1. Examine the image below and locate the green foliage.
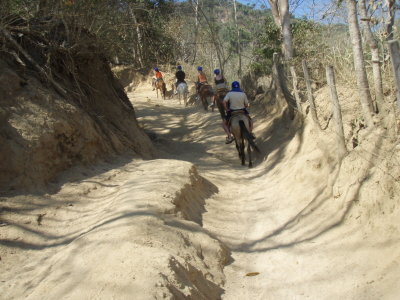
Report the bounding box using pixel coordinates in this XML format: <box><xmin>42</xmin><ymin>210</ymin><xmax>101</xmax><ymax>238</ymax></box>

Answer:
<box><xmin>250</xmin><ymin>16</ymin><xmax>280</xmax><ymax>75</ymax></box>
<box><xmin>251</xmin><ymin>16</ymin><xmax>331</xmax><ymax>76</ymax></box>
<box><xmin>292</xmin><ymin>18</ymin><xmax>326</xmax><ymax>62</ymax></box>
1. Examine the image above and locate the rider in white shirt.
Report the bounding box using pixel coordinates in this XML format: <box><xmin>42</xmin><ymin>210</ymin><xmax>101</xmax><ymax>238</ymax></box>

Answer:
<box><xmin>223</xmin><ymin>81</ymin><xmax>254</xmax><ymax>143</ymax></box>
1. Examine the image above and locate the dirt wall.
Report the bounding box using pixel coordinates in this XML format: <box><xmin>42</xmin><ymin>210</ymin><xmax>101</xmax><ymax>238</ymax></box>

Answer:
<box><xmin>0</xmin><ymin>20</ymin><xmax>155</xmax><ymax>192</ymax></box>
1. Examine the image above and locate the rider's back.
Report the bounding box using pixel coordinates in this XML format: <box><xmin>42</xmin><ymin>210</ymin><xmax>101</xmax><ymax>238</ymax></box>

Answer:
<box><xmin>176</xmin><ymin>70</ymin><xmax>185</xmax><ymax>82</ymax></box>
<box><xmin>224</xmin><ymin>91</ymin><xmax>248</xmax><ymax>110</ymax></box>
<box><xmin>214</xmin><ymin>74</ymin><xmax>226</xmax><ymax>90</ymax></box>
<box><xmin>155</xmin><ymin>71</ymin><xmax>163</xmax><ymax>79</ymax></box>
<box><xmin>198</xmin><ymin>71</ymin><xmax>208</xmax><ymax>83</ymax></box>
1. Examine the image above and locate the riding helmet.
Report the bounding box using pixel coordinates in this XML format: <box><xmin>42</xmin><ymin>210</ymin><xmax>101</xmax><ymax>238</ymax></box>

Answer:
<box><xmin>197</xmin><ymin>66</ymin><xmax>203</xmax><ymax>71</ymax></box>
<box><xmin>232</xmin><ymin>81</ymin><xmax>240</xmax><ymax>88</ymax></box>
<box><xmin>214</xmin><ymin>69</ymin><xmax>220</xmax><ymax>75</ymax></box>
<box><xmin>154</xmin><ymin>67</ymin><xmax>159</xmax><ymax>71</ymax></box>
<box><xmin>177</xmin><ymin>65</ymin><xmax>182</xmax><ymax>70</ymax></box>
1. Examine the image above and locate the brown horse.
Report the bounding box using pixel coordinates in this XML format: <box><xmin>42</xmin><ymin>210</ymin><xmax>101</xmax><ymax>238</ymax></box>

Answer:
<box><xmin>155</xmin><ymin>79</ymin><xmax>166</xmax><ymax>100</ymax></box>
<box><xmin>198</xmin><ymin>84</ymin><xmax>214</xmax><ymax>110</ymax></box>
<box><xmin>213</xmin><ymin>88</ymin><xmax>228</xmax><ymax>116</ymax></box>
<box><xmin>229</xmin><ymin>112</ymin><xmax>259</xmax><ymax>168</ymax></box>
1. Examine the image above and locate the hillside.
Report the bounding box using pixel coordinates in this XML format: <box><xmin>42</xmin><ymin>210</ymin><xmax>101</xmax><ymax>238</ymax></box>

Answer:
<box><xmin>0</xmin><ymin>19</ymin><xmax>155</xmax><ymax>191</ymax></box>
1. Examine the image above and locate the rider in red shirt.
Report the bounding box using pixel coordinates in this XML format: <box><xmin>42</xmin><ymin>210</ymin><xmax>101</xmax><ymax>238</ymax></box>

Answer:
<box><xmin>152</xmin><ymin>67</ymin><xmax>163</xmax><ymax>90</ymax></box>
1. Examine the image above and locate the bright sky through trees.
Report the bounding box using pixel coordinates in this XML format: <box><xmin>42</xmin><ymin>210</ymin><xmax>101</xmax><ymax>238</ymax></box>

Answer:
<box><xmin>238</xmin><ymin>0</ymin><xmax>347</xmax><ymax>23</ymax></box>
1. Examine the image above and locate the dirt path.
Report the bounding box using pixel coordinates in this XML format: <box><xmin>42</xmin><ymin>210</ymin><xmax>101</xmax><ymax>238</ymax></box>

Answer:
<box><xmin>1</xmin><ymin>83</ymin><xmax>398</xmax><ymax>299</ymax></box>
<box><xmin>131</xmin><ymin>84</ymin><xmax>400</xmax><ymax>299</ymax></box>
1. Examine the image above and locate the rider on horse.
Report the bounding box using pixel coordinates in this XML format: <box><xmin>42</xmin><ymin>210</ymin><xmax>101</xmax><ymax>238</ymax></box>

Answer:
<box><xmin>152</xmin><ymin>67</ymin><xmax>163</xmax><ymax>90</ymax></box>
<box><xmin>223</xmin><ymin>81</ymin><xmax>254</xmax><ymax>144</ymax></box>
<box><xmin>210</xmin><ymin>68</ymin><xmax>227</xmax><ymax>108</ymax></box>
<box><xmin>175</xmin><ymin>65</ymin><xmax>186</xmax><ymax>93</ymax></box>
<box><xmin>196</xmin><ymin>66</ymin><xmax>208</xmax><ymax>95</ymax></box>
<box><xmin>214</xmin><ymin>69</ymin><xmax>227</xmax><ymax>90</ymax></box>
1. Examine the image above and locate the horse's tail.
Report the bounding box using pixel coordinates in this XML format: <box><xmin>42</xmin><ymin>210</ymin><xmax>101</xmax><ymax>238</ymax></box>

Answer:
<box><xmin>239</xmin><ymin>120</ymin><xmax>260</xmax><ymax>153</ymax></box>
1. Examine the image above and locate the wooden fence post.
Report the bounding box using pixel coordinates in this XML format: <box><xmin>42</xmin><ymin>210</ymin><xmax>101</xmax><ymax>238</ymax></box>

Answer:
<box><xmin>289</xmin><ymin>65</ymin><xmax>303</xmax><ymax>114</ymax></box>
<box><xmin>302</xmin><ymin>60</ymin><xmax>321</xmax><ymax>129</ymax></box>
<box><xmin>326</xmin><ymin>66</ymin><xmax>347</xmax><ymax>161</ymax></box>
<box><xmin>388</xmin><ymin>40</ymin><xmax>400</xmax><ymax>111</ymax></box>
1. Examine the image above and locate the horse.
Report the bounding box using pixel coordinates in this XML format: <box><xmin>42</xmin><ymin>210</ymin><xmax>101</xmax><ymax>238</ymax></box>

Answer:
<box><xmin>155</xmin><ymin>79</ymin><xmax>166</xmax><ymax>100</ymax></box>
<box><xmin>176</xmin><ymin>82</ymin><xmax>188</xmax><ymax>106</ymax></box>
<box><xmin>198</xmin><ymin>84</ymin><xmax>214</xmax><ymax>110</ymax></box>
<box><xmin>165</xmin><ymin>84</ymin><xmax>175</xmax><ymax>99</ymax></box>
<box><xmin>213</xmin><ymin>88</ymin><xmax>228</xmax><ymax>116</ymax></box>
<box><xmin>229</xmin><ymin>111</ymin><xmax>260</xmax><ymax>168</ymax></box>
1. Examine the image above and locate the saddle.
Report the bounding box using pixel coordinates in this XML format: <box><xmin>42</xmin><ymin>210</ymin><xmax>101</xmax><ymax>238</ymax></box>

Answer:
<box><xmin>228</xmin><ymin>110</ymin><xmax>250</xmax><ymax>127</ymax></box>
<box><xmin>215</xmin><ymin>88</ymin><xmax>228</xmax><ymax>99</ymax></box>
<box><xmin>199</xmin><ymin>83</ymin><xmax>212</xmax><ymax>93</ymax></box>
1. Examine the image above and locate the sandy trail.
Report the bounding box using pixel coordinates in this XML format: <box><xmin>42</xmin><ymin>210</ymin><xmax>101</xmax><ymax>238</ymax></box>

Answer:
<box><xmin>132</xmin><ymin>84</ymin><xmax>400</xmax><ymax>299</ymax></box>
<box><xmin>1</xmin><ymin>83</ymin><xmax>399</xmax><ymax>299</ymax></box>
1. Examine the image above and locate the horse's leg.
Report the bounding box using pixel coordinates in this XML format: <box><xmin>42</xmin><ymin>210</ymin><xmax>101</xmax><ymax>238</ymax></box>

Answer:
<box><xmin>156</xmin><ymin>87</ymin><xmax>158</xmax><ymax>99</ymax></box>
<box><xmin>201</xmin><ymin>96</ymin><xmax>208</xmax><ymax>111</ymax></box>
<box><xmin>248</xmin><ymin>142</ymin><xmax>253</xmax><ymax>168</ymax></box>
<box><xmin>240</xmin><ymin>132</ymin><xmax>245</xmax><ymax>166</ymax></box>
<box><xmin>184</xmin><ymin>93</ymin><xmax>187</xmax><ymax>107</ymax></box>
<box><xmin>234</xmin><ymin>139</ymin><xmax>241</xmax><ymax>159</ymax></box>
<box><xmin>212</xmin><ymin>95</ymin><xmax>216</xmax><ymax>112</ymax></box>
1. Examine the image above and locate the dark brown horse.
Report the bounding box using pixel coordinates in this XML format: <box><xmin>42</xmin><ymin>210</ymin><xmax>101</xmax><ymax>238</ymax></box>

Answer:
<box><xmin>229</xmin><ymin>112</ymin><xmax>259</xmax><ymax>168</ymax></box>
<box><xmin>198</xmin><ymin>84</ymin><xmax>214</xmax><ymax>110</ymax></box>
<box><xmin>213</xmin><ymin>88</ymin><xmax>228</xmax><ymax>116</ymax></box>
<box><xmin>155</xmin><ymin>79</ymin><xmax>166</xmax><ymax>100</ymax></box>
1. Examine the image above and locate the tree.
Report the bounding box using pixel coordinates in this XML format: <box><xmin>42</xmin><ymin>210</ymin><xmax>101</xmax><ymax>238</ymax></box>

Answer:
<box><xmin>233</xmin><ymin>0</ymin><xmax>242</xmax><ymax>77</ymax></box>
<box><xmin>268</xmin><ymin>0</ymin><xmax>293</xmax><ymax>60</ymax></box>
<box><xmin>359</xmin><ymin>0</ymin><xmax>383</xmax><ymax>112</ymax></box>
<box><xmin>385</xmin><ymin>0</ymin><xmax>396</xmax><ymax>41</ymax></box>
<box><xmin>346</xmin><ymin>0</ymin><xmax>374</xmax><ymax>126</ymax></box>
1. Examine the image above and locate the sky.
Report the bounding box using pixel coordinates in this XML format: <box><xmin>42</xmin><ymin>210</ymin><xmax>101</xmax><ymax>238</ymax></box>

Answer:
<box><xmin>237</xmin><ymin>0</ymin><xmax>348</xmax><ymax>23</ymax></box>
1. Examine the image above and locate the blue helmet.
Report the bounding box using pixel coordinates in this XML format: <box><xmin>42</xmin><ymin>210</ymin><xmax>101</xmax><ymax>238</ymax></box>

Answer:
<box><xmin>177</xmin><ymin>65</ymin><xmax>182</xmax><ymax>70</ymax></box>
<box><xmin>214</xmin><ymin>69</ymin><xmax>220</xmax><ymax>75</ymax></box>
<box><xmin>197</xmin><ymin>66</ymin><xmax>203</xmax><ymax>71</ymax></box>
<box><xmin>154</xmin><ymin>67</ymin><xmax>159</xmax><ymax>71</ymax></box>
<box><xmin>232</xmin><ymin>81</ymin><xmax>240</xmax><ymax>89</ymax></box>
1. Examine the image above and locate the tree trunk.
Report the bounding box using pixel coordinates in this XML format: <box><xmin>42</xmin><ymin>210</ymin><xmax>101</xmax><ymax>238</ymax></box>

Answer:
<box><xmin>326</xmin><ymin>66</ymin><xmax>347</xmax><ymax>161</ymax></box>
<box><xmin>346</xmin><ymin>0</ymin><xmax>374</xmax><ymax>127</ymax></box>
<box><xmin>279</xmin><ymin>0</ymin><xmax>293</xmax><ymax>59</ymax></box>
<box><xmin>268</xmin><ymin>0</ymin><xmax>293</xmax><ymax>60</ymax></box>
<box><xmin>268</xmin><ymin>0</ymin><xmax>281</xmax><ymax>27</ymax></box>
<box><xmin>388</xmin><ymin>40</ymin><xmax>400</xmax><ymax>111</ymax></box>
<box><xmin>192</xmin><ymin>0</ymin><xmax>200</xmax><ymax>63</ymax></box>
<box><xmin>233</xmin><ymin>0</ymin><xmax>242</xmax><ymax>77</ymax></box>
<box><xmin>273</xmin><ymin>53</ymin><xmax>296</xmax><ymax>119</ymax></box>
<box><xmin>268</xmin><ymin>0</ymin><xmax>299</xmax><ymax>117</ymax></box>
<box><xmin>359</xmin><ymin>0</ymin><xmax>383</xmax><ymax>113</ymax></box>
<box><xmin>128</xmin><ymin>5</ymin><xmax>144</xmax><ymax>68</ymax></box>
<box><xmin>385</xmin><ymin>0</ymin><xmax>396</xmax><ymax>41</ymax></box>
<box><xmin>197</xmin><ymin>5</ymin><xmax>226</xmax><ymax>71</ymax></box>
<box><xmin>388</xmin><ymin>40</ymin><xmax>400</xmax><ymax>134</ymax></box>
